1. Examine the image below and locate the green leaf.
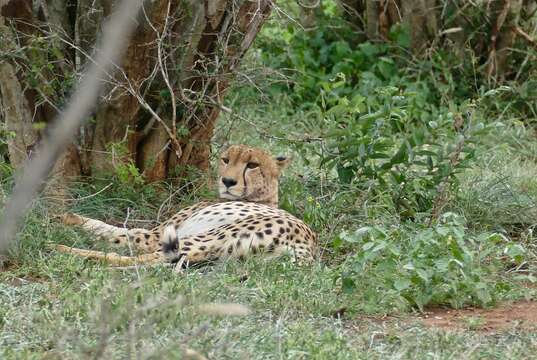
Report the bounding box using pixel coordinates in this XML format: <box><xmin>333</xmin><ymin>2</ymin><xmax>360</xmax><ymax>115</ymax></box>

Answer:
<box><xmin>351</xmin><ymin>94</ymin><xmax>366</xmax><ymax>112</ymax></box>
<box><xmin>342</xmin><ymin>277</ymin><xmax>356</xmax><ymax>294</ymax></box>
<box><xmin>355</xmin><ymin>227</ymin><xmax>373</xmax><ymax>241</ymax></box>
<box><xmin>337</xmin><ymin>165</ymin><xmax>354</xmax><ymax>184</ymax></box>
<box><xmin>504</xmin><ymin>244</ymin><xmax>526</xmax><ymax>263</ymax></box>
<box><xmin>416</xmin><ymin>269</ymin><xmax>429</xmax><ymax>283</ymax></box>
<box><xmin>390</xmin><ymin>141</ymin><xmax>409</xmax><ymax>165</ymax></box>
<box><xmin>371</xmin><ymin>242</ymin><xmax>387</xmax><ymax>252</ymax></box>
<box><xmin>377</xmin><ymin>58</ymin><xmax>396</xmax><ymax>79</ymax></box>
<box><xmin>391</xmin><ymin>24</ymin><xmax>411</xmax><ymax>48</ymax></box>
<box><xmin>393</xmin><ymin>278</ymin><xmax>411</xmax><ymax>291</ymax></box>
<box><xmin>359</xmin><ymin>42</ymin><xmax>380</xmax><ymax>57</ymax></box>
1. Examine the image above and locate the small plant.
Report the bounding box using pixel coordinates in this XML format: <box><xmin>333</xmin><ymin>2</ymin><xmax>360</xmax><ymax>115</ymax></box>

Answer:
<box><xmin>317</xmin><ymin>78</ymin><xmax>489</xmax><ymax>219</ymax></box>
<box><xmin>0</xmin><ymin>129</ymin><xmax>15</xmax><ymax>170</ymax></box>
<box><xmin>464</xmin><ymin>316</ymin><xmax>486</xmax><ymax>330</ymax></box>
<box><xmin>338</xmin><ymin>213</ymin><xmax>527</xmax><ymax>310</ymax></box>
<box><xmin>115</xmin><ymin>161</ymin><xmax>144</xmax><ymax>186</ymax></box>
<box><xmin>106</xmin><ymin>142</ymin><xmax>144</xmax><ymax>186</ymax></box>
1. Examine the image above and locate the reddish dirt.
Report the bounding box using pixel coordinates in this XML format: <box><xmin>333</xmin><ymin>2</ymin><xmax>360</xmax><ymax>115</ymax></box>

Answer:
<box><xmin>419</xmin><ymin>300</ymin><xmax>537</xmax><ymax>333</ymax></box>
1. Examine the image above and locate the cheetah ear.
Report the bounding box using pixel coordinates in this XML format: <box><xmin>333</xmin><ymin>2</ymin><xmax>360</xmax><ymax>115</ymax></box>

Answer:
<box><xmin>275</xmin><ymin>155</ymin><xmax>290</xmax><ymax>173</ymax></box>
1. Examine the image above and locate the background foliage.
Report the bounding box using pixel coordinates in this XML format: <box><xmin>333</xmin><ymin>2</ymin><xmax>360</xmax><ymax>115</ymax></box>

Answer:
<box><xmin>2</xmin><ymin>0</ymin><xmax>537</xmax><ymax>358</ymax></box>
<box><xmin>219</xmin><ymin>0</ymin><xmax>537</xmax><ymax>310</ymax></box>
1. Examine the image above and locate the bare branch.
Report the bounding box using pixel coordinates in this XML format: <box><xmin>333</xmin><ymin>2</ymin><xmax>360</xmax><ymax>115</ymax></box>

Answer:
<box><xmin>0</xmin><ymin>0</ymin><xmax>144</xmax><ymax>252</ymax></box>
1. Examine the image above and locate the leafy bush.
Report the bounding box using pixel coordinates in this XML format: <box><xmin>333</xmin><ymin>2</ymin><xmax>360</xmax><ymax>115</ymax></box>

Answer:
<box><xmin>258</xmin><ymin>1</ymin><xmax>537</xmax><ymax>118</ymax></box>
<box><xmin>324</xmin><ymin>83</ymin><xmax>490</xmax><ymax>218</ymax></box>
<box><xmin>258</xmin><ymin>23</ymin><xmax>408</xmax><ymax>105</ymax></box>
<box><xmin>337</xmin><ymin>213</ymin><xmax>527</xmax><ymax>310</ymax></box>
<box><xmin>227</xmin><ymin>1</ymin><xmax>537</xmax><ymax>313</ymax></box>
<box><xmin>256</xmin><ymin>8</ymin><xmax>509</xmax><ymax>219</ymax></box>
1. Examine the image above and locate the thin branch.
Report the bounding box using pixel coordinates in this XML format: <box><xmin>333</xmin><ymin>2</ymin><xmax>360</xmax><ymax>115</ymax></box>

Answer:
<box><xmin>515</xmin><ymin>26</ymin><xmax>537</xmax><ymax>49</ymax></box>
<box><xmin>0</xmin><ymin>0</ymin><xmax>144</xmax><ymax>252</ymax></box>
<box><xmin>156</xmin><ymin>0</ymin><xmax>182</xmax><ymax>160</ymax></box>
<box><xmin>65</xmin><ymin>182</ymin><xmax>113</xmax><ymax>202</ymax></box>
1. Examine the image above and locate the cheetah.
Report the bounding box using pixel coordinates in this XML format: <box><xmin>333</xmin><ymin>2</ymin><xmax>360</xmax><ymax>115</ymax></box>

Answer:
<box><xmin>56</xmin><ymin>144</ymin><xmax>318</xmax><ymax>267</ymax></box>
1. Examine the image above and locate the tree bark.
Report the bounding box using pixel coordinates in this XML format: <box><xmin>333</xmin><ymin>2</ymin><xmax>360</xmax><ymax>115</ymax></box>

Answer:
<box><xmin>1</xmin><ymin>0</ymin><xmax>39</xmax><ymax>170</ymax></box>
<box><xmin>1</xmin><ymin>0</ymin><xmax>273</xmax><ymax>186</ymax></box>
<box><xmin>402</xmin><ymin>0</ymin><xmax>438</xmax><ymax>53</ymax></box>
<box><xmin>486</xmin><ymin>0</ymin><xmax>523</xmax><ymax>82</ymax></box>
<box><xmin>365</xmin><ymin>0</ymin><xmax>381</xmax><ymax>39</ymax></box>
<box><xmin>0</xmin><ymin>60</ymin><xmax>39</xmax><ymax>169</ymax></box>
<box><xmin>297</xmin><ymin>0</ymin><xmax>319</xmax><ymax>31</ymax></box>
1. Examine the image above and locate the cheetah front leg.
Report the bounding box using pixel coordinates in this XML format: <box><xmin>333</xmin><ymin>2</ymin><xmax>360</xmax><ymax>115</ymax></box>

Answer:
<box><xmin>55</xmin><ymin>203</ymin><xmax>216</xmax><ymax>266</ymax></box>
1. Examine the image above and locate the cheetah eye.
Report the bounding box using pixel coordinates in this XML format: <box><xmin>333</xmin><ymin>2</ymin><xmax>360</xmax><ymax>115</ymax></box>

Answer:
<box><xmin>222</xmin><ymin>158</ymin><xmax>229</xmax><ymax>164</ymax></box>
<box><xmin>246</xmin><ymin>162</ymin><xmax>259</xmax><ymax>169</ymax></box>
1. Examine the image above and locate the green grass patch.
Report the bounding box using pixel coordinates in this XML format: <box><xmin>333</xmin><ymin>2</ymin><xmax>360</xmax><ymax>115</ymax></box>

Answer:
<box><xmin>2</xmin><ymin>1</ymin><xmax>537</xmax><ymax>356</ymax></box>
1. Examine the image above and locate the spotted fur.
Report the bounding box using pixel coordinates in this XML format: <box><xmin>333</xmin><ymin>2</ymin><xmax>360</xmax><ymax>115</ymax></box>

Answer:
<box><xmin>57</xmin><ymin>145</ymin><xmax>317</xmax><ymax>266</ymax></box>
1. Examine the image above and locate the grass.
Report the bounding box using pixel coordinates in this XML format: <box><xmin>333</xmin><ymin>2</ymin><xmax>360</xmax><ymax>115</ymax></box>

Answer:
<box><xmin>2</xmin><ymin>111</ymin><xmax>537</xmax><ymax>358</ymax></box>
<box><xmin>1</xmin><ymin>252</ymin><xmax>537</xmax><ymax>358</ymax></box>
<box><xmin>2</xmin><ymin>2</ymin><xmax>537</xmax><ymax>356</ymax></box>
<box><xmin>2</xmin><ymin>49</ymin><xmax>537</xmax><ymax>359</ymax></box>
<box><xmin>1</xmin><ymin>220</ymin><xmax>537</xmax><ymax>359</ymax></box>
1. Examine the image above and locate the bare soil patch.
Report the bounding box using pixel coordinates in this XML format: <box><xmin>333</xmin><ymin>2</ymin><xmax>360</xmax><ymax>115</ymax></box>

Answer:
<box><xmin>420</xmin><ymin>300</ymin><xmax>537</xmax><ymax>332</ymax></box>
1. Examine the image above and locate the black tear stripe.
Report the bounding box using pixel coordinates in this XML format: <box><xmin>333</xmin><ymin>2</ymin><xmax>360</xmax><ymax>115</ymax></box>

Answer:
<box><xmin>241</xmin><ymin>153</ymin><xmax>256</xmax><ymax>198</ymax></box>
<box><xmin>242</xmin><ymin>163</ymin><xmax>248</xmax><ymax>196</ymax></box>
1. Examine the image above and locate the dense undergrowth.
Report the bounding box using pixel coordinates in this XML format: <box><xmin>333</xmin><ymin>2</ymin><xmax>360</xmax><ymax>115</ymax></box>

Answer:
<box><xmin>2</xmin><ymin>0</ymin><xmax>537</xmax><ymax>358</ymax></box>
<box><xmin>217</xmin><ymin>1</ymin><xmax>537</xmax><ymax>311</ymax></box>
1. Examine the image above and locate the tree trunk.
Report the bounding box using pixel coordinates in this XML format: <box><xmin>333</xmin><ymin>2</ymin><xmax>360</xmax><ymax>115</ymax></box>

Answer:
<box><xmin>297</xmin><ymin>0</ymin><xmax>319</xmax><ymax>30</ymax></box>
<box><xmin>401</xmin><ymin>0</ymin><xmax>438</xmax><ymax>53</ymax></box>
<box><xmin>365</xmin><ymin>0</ymin><xmax>381</xmax><ymax>39</ymax></box>
<box><xmin>486</xmin><ymin>0</ymin><xmax>524</xmax><ymax>82</ymax></box>
<box><xmin>338</xmin><ymin>0</ymin><xmax>531</xmax><ymax>76</ymax></box>
<box><xmin>0</xmin><ymin>0</ymin><xmax>273</xmax><ymax>186</ymax></box>
<box><xmin>341</xmin><ymin>0</ymin><xmax>402</xmax><ymax>41</ymax></box>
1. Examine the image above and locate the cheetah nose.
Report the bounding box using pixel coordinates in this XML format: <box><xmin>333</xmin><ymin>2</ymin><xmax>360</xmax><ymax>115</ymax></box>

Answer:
<box><xmin>222</xmin><ymin>177</ymin><xmax>237</xmax><ymax>188</ymax></box>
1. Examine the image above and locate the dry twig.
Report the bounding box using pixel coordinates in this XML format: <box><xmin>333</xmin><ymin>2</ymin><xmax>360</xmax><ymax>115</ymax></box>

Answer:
<box><xmin>0</xmin><ymin>0</ymin><xmax>144</xmax><ymax>253</ymax></box>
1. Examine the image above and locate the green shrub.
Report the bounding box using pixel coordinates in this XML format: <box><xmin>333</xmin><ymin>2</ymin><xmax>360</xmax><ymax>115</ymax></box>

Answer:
<box><xmin>338</xmin><ymin>213</ymin><xmax>527</xmax><ymax>310</ymax></box>
<box><xmin>305</xmin><ymin>79</ymin><xmax>488</xmax><ymax>219</ymax></box>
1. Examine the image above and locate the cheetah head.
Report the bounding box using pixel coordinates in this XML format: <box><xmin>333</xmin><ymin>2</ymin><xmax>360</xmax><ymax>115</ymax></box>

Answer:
<box><xmin>218</xmin><ymin>144</ymin><xmax>289</xmax><ymax>207</ymax></box>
